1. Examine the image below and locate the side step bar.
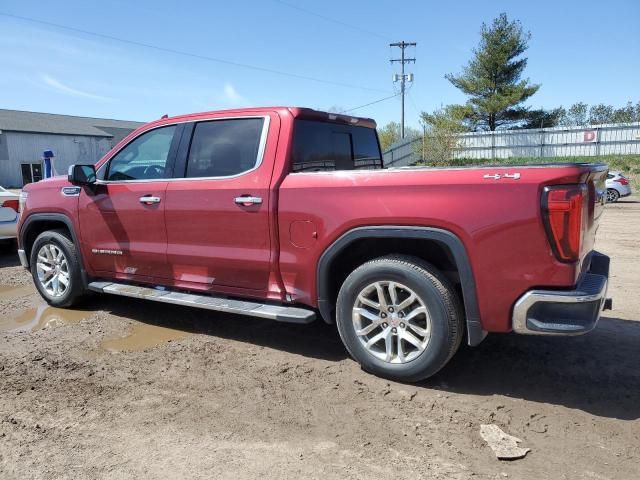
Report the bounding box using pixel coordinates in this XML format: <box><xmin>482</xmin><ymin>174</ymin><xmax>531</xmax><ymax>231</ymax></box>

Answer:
<box><xmin>88</xmin><ymin>281</ymin><xmax>316</xmax><ymax>324</ymax></box>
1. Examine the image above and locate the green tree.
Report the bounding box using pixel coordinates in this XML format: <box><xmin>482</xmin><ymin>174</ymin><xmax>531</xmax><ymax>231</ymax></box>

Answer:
<box><xmin>418</xmin><ymin>105</ymin><xmax>471</xmax><ymax>164</ymax></box>
<box><xmin>562</xmin><ymin>102</ymin><xmax>589</xmax><ymax>126</ymax></box>
<box><xmin>518</xmin><ymin>107</ymin><xmax>565</xmax><ymax>129</ymax></box>
<box><xmin>377</xmin><ymin>121</ymin><xmax>401</xmax><ymax>151</ymax></box>
<box><xmin>377</xmin><ymin>121</ymin><xmax>420</xmax><ymax>151</ymax></box>
<box><xmin>611</xmin><ymin>101</ymin><xmax>637</xmax><ymax>123</ymax></box>
<box><xmin>589</xmin><ymin>104</ymin><xmax>615</xmax><ymax>125</ymax></box>
<box><xmin>445</xmin><ymin>13</ymin><xmax>540</xmax><ymax>131</ymax></box>
<box><xmin>421</xmin><ymin>104</ymin><xmax>472</xmax><ymax>133</ymax></box>
<box><xmin>556</xmin><ymin>101</ymin><xmax>640</xmax><ymax>126</ymax></box>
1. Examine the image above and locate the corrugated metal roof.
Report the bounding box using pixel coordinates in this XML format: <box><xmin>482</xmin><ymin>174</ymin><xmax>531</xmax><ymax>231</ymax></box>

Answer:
<box><xmin>0</xmin><ymin>109</ymin><xmax>144</xmax><ymax>137</ymax></box>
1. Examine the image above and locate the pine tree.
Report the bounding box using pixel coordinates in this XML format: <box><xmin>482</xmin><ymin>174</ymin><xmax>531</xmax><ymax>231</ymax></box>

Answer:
<box><xmin>446</xmin><ymin>13</ymin><xmax>540</xmax><ymax>130</ymax></box>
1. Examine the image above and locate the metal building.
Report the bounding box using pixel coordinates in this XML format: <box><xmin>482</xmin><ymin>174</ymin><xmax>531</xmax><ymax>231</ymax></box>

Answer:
<box><xmin>0</xmin><ymin>109</ymin><xmax>143</xmax><ymax>187</ymax></box>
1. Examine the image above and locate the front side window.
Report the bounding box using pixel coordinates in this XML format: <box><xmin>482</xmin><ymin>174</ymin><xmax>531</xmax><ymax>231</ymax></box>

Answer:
<box><xmin>186</xmin><ymin>118</ymin><xmax>264</xmax><ymax>178</ymax></box>
<box><xmin>291</xmin><ymin>120</ymin><xmax>382</xmax><ymax>172</ymax></box>
<box><xmin>106</xmin><ymin>125</ymin><xmax>176</xmax><ymax>181</ymax></box>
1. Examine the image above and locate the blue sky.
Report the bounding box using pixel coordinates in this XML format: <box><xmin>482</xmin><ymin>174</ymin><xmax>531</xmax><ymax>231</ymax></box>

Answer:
<box><xmin>0</xmin><ymin>0</ymin><xmax>638</xmax><ymax>128</ymax></box>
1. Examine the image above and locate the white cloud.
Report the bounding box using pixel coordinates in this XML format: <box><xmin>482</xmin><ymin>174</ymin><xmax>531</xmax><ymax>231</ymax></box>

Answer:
<box><xmin>222</xmin><ymin>83</ymin><xmax>246</xmax><ymax>104</ymax></box>
<box><xmin>41</xmin><ymin>75</ymin><xmax>113</xmax><ymax>102</ymax></box>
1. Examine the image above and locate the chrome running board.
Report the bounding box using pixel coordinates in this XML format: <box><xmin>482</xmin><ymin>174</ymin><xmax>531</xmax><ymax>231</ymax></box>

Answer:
<box><xmin>88</xmin><ymin>281</ymin><xmax>316</xmax><ymax>324</ymax></box>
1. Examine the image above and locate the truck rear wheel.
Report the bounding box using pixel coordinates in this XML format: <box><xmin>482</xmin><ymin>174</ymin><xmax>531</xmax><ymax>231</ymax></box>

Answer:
<box><xmin>30</xmin><ymin>229</ymin><xmax>85</xmax><ymax>308</ymax></box>
<box><xmin>336</xmin><ymin>255</ymin><xmax>464</xmax><ymax>382</ymax></box>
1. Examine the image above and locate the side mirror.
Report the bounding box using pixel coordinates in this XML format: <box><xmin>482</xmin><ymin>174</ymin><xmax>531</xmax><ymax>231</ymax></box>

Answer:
<box><xmin>68</xmin><ymin>164</ymin><xmax>97</xmax><ymax>185</ymax></box>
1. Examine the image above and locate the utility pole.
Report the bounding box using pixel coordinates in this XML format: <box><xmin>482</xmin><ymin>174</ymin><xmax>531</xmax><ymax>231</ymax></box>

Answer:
<box><xmin>390</xmin><ymin>41</ymin><xmax>416</xmax><ymax>139</ymax></box>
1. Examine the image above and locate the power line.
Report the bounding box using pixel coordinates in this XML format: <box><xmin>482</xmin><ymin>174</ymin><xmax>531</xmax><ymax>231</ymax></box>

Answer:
<box><xmin>341</xmin><ymin>93</ymin><xmax>400</xmax><ymax>114</ymax></box>
<box><xmin>406</xmin><ymin>90</ymin><xmax>422</xmax><ymax>118</ymax></box>
<box><xmin>0</xmin><ymin>12</ymin><xmax>389</xmax><ymax>93</ymax></box>
<box><xmin>390</xmin><ymin>41</ymin><xmax>416</xmax><ymax>138</ymax></box>
<box><xmin>271</xmin><ymin>0</ymin><xmax>392</xmax><ymax>41</ymax></box>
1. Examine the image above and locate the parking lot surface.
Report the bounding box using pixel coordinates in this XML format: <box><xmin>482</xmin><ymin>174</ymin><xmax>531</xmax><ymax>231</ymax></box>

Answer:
<box><xmin>1</xmin><ymin>198</ymin><xmax>639</xmax><ymax>479</ymax></box>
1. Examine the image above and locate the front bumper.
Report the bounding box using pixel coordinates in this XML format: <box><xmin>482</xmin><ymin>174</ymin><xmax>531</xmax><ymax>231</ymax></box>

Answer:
<box><xmin>17</xmin><ymin>249</ymin><xmax>29</xmax><ymax>268</ymax></box>
<box><xmin>512</xmin><ymin>252</ymin><xmax>610</xmax><ymax>335</ymax></box>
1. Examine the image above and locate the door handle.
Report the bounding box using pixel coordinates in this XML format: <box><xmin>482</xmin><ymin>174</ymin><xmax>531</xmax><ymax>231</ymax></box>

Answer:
<box><xmin>139</xmin><ymin>195</ymin><xmax>161</xmax><ymax>205</ymax></box>
<box><xmin>234</xmin><ymin>195</ymin><xmax>262</xmax><ymax>206</ymax></box>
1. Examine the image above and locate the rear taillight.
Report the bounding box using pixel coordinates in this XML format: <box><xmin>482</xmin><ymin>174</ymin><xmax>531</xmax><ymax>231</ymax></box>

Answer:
<box><xmin>615</xmin><ymin>177</ymin><xmax>629</xmax><ymax>186</ymax></box>
<box><xmin>1</xmin><ymin>199</ymin><xmax>19</xmax><ymax>212</ymax></box>
<box><xmin>542</xmin><ymin>185</ymin><xmax>587</xmax><ymax>263</ymax></box>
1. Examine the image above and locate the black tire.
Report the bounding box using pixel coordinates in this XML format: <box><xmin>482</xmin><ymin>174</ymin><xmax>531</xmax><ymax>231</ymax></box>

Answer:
<box><xmin>336</xmin><ymin>255</ymin><xmax>464</xmax><ymax>382</ymax></box>
<box><xmin>30</xmin><ymin>229</ymin><xmax>85</xmax><ymax>307</ymax></box>
<box><xmin>606</xmin><ymin>188</ymin><xmax>620</xmax><ymax>203</ymax></box>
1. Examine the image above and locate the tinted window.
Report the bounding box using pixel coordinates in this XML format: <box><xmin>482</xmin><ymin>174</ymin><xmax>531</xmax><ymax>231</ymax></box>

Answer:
<box><xmin>186</xmin><ymin>118</ymin><xmax>264</xmax><ymax>178</ymax></box>
<box><xmin>106</xmin><ymin>125</ymin><xmax>176</xmax><ymax>181</ymax></box>
<box><xmin>352</xmin><ymin>126</ymin><xmax>383</xmax><ymax>169</ymax></box>
<box><xmin>291</xmin><ymin>120</ymin><xmax>382</xmax><ymax>172</ymax></box>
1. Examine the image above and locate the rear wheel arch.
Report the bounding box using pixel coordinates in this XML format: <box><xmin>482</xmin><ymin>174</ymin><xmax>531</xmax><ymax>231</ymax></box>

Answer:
<box><xmin>316</xmin><ymin>226</ymin><xmax>486</xmax><ymax>346</ymax></box>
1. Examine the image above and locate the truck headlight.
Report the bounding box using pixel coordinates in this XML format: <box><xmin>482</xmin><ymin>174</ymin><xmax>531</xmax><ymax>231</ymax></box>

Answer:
<box><xmin>18</xmin><ymin>191</ymin><xmax>28</xmax><ymax>215</ymax></box>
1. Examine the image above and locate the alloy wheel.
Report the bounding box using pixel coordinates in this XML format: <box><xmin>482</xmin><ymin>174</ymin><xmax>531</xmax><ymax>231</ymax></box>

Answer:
<box><xmin>352</xmin><ymin>281</ymin><xmax>431</xmax><ymax>364</ymax></box>
<box><xmin>36</xmin><ymin>243</ymin><xmax>70</xmax><ymax>298</ymax></box>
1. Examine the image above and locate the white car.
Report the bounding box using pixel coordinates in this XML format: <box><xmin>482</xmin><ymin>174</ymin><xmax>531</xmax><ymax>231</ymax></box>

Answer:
<box><xmin>605</xmin><ymin>171</ymin><xmax>632</xmax><ymax>203</ymax></box>
<box><xmin>0</xmin><ymin>186</ymin><xmax>19</xmax><ymax>240</ymax></box>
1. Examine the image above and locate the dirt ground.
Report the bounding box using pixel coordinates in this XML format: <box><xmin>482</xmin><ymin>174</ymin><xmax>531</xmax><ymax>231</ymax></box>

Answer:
<box><xmin>1</xmin><ymin>198</ymin><xmax>639</xmax><ymax>480</ymax></box>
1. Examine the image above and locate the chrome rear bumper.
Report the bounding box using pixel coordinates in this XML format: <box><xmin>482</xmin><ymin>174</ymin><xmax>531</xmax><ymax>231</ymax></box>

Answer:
<box><xmin>512</xmin><ymin>252</ymin><xmax>610</xmax><ymax>335</ymax></box>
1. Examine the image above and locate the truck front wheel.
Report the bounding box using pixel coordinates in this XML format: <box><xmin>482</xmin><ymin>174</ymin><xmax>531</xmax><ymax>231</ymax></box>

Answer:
<box><xmin>30</xmin><ymin>229</ymin><xmax>86</xmax><ymax>308</ymax></box>
<box><xmin>336</xmin><ymin>255</ymin><xmax>464</xmax><ymax>382</ymax></box>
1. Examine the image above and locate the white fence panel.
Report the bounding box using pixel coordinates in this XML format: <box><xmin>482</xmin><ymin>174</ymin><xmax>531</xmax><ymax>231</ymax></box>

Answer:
<box><xmin>383</xmin><ymin>122</ymin><xmax>640</xmax><ymax>166</ymax></box>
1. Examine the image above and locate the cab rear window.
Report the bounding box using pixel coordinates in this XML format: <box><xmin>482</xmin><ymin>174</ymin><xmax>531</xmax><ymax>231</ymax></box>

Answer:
<box><xmin>291</xmin><ymin>120</ymin><xmax>382</xmax><ymax>172</ymax></box>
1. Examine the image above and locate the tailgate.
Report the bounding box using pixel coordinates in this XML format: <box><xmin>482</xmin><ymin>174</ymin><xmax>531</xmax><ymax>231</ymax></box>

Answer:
<box><xmin>583</xmin><ymin>165</ymin><xmax>608</xmax><ymax>257</ymax></box>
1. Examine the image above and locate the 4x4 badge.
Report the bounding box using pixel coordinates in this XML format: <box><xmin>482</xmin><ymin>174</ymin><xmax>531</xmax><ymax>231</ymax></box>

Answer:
<box><xmin>483</xmin><ymin>173</ymin><xmax>521</xmax><ymax>180</ymax></box>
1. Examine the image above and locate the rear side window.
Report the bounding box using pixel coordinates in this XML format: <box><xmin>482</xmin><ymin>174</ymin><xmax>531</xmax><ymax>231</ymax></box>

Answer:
<box><xmin>291</xmin><ymin>120</ymin><xmax>382</xmax><ymax>172</ymax></box>
<box><xmin>186</xmin><ymin>118</ymin><xmax>264</xmax><ymax>178</ymax></box>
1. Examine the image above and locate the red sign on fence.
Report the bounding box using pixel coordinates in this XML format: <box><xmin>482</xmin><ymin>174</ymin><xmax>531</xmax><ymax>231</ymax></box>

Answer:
<box><xmin>583</xmin><ymin>130</ymin><xmax>598</xmax><ymax>143</ymax></box>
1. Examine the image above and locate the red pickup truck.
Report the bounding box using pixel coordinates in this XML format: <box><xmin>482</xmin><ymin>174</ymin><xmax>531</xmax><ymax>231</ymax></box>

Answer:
<box><xmin>16</xmin><ymin>107</ymin><xmax>611</xmax><ymax>381</ymax></box>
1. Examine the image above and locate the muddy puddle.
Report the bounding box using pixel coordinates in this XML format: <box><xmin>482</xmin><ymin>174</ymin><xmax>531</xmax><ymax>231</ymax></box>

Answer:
<box><xmin>3</xmin><ymin>303</ymin><xmax>191</xmax><ymax>352</ymax></box>
<box><xmin>101</xmin><ymin>322</ymin><xmax>191</xmax><ymax>352</ymax></box>
<box><xmin>1</xmin><ymin>282</ymin><xmax>192</xmax><ymax>351</ymax></box>
<box><xmin>0</xmin><ymin>284</ymin><xmax>35</xmax><ymax>301</ymax></box>
<box><xmin>0</xmin><ymin>304</ymin><xmax>91</xmax><ymax>333</ymax></box>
